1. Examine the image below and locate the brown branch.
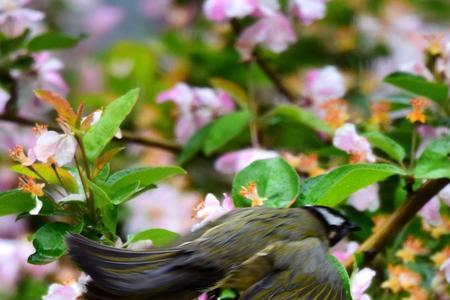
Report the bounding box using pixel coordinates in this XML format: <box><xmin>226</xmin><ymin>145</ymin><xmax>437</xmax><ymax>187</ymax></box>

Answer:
<box><xmin>230</xmin><ymin>19</ymin><xmax>296</xmax><ymax>103</ymax></box>
<box><xmin>0</xmin><ymin>113</ymin><xmax>181</xmax><ymax>153</ymax></box>
<box><xmin>344</xmin><ymin>177</ymin><xmax>450</xmax><ymax>272</ymax></box>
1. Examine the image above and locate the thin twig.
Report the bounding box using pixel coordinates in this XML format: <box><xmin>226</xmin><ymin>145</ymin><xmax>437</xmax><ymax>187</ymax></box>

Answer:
<box><xmin>0</xmin><ymin>113</ymin><xmax>181</xmax><ymax>153</ymax></box>
<box><xmin>230</xmin><ymin>19</ymin><xmax>296</xmax><ymax>103</ymax></box>
<box><xmin>344</xmin><ymin>177</ymin><xmax>450</xmax><ymax>272</ymax></box>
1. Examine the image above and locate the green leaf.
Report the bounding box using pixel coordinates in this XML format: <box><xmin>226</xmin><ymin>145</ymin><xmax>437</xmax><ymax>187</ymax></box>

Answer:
<box><xmin>0</xmin><ymin>190</ymin><xmax>35</xmax><ymax>216</ymax></box>
<box><xmin>326</xmin><ymin>255</ymin><xmax>353</xmax><ymax>300</ymax></box>
<box><xmin>415</xmin><ymin>135</ymin><xmax>450</xmax><ymax>179</ymax></box>
<box><xmin>210</xmin><ymin>77</ymin><xmax>249</xmax><ymax>108</ymax></box>
<box><xmin>0</xmin><ymin>29</ymin><xmax>30</xmax><ymax>54</ymax></box>
<box><xmin>219</xmin><ymin>289</ymin><xmax>238</xmax><ymax>299</ymax></box>
<box><xmin>107</xmin><ymin>166</ymin><xmax>185</xmax><ymax>193</ymax></box>
<box><xmin>29</xmin><ymin>222</ymin><xmax>74</xmax><ymax>264</ymax></box>
<box><xmin>110</xmin><ymin>182</ymin><xmax>143</xmax><ymax>205</ymax></box>
<box><xmin>301</xmin><ymin>164</ymin><xmax>405</xmax><ymax>206</ymax></box>
<box><xmin>10</xmin><ymin>164</ymin><xmax>78</xmax><ymax>193</ymax></box>
<box><xmin>177</xmin><ymin>124</ymin><xmax>212</xmax><ymax>165</ymax></box>
<box><xmin>126</xmin><ymin>228</ymin><xmax>180</xmax><ymax>247</ymax></box>
<box><xmin>268</xmin><ymin>105</ymin><xmax>333</xmax><ymax>135</ymax></box>
<box><xmin>384</xmin><ymin>72</ymin><xmax>449</xmax><ymax>105</ymax></box>
<box><xmin>27</xmin><ymin>32</ymin><xmax>86</xmax><ymax>52</ymax></box>
<box><xmin>88</xmin><ymin>181</ymin><xmax>117</xmax><ymax>232</ymax></box>
<box><xmin>364</xmin><ymin>132</ymin><xmax>406</xmax><ymax>163</ymax></box>
<box><xmin>83</xmin><ymin>89</ymin><xmax>140</xmax><ymax>160</ymax></box>
<box><xmin>232</xmin><ymin>158</ymin><xmax>300</xmax><ymax>208</ymax></box>
<box><xmin>203</xmin><ymin>111</ymin><xmax>251</xmax><ymax>155</ymax></box>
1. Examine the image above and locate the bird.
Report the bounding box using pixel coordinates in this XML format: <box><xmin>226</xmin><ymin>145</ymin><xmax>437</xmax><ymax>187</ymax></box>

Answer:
<box><xmin>66</xmin><ymin>205</ymin><xmax>360</xmax><ymax>300</ymax></box>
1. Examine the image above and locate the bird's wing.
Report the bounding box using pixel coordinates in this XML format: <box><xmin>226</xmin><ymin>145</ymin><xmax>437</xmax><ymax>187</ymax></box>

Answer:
<box><xmin>222</xmin><ymin>237</ymin><xmax>348</xmax><ymax>300</ymax></box>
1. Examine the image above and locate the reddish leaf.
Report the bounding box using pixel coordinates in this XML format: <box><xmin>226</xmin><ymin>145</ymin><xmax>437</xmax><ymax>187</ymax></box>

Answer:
<box><xmin>34</xmin><ymin>90</ymin><xmax>77</xmax><ymax>125</ymax></box>
<box><xmin>93</xmin><ymin>147</ymin><xmax>124</xmax><ymax>177</ymax></box>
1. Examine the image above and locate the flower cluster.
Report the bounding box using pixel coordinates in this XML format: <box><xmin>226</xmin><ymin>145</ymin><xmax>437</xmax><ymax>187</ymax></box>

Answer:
<box><xmin>157</xmin><ymin>83</ymin><xmax>235</xmax><ymax>143</ymax></box>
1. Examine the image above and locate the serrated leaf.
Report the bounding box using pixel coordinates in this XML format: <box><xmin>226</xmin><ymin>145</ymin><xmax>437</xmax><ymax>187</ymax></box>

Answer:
<box><xmin>126</xmin><ymin>228</ymin><xmax>180</xmax><ymax>247</ymax></box>
<box><xmin>210</xmin><ymin>77</ymin><xmax>249</xmax><ymax>108</ymax></box>
<box><xmin>10</xmin><ymin>164</ymin><xmax>78</xmax><ymax>193</ymax></box>
<box><xmin>27</xmin><ymin>32</ymin><xmax>86</xmax><ymax>52</ymax></box>
<box><xmin>300</xmin><ymin>164</ymin><xmax>405</xmax><ymax>206</ymax></box>
<box><xmin>0</xmin><ymin>190</ymin><xmax>35</xmax><ymax>216</ymax></box>
<box><xmin>364</xmin><ymin>132</ymin><xmax>405</xmax><ymax>163</ymax></box>
<box><xmin>326</xmin><ymin>255</ymin><xmax>353</xmax><ymax>300</ymax></box>
<box><xmin>177</xmin><ymin>124</ymin><xmax>212</xmax><ymax>165</ymax></box>
<box><xmin>83</xmin><ymin>89</ymin><xmax>139</xmax><ymax>160</ymax></box>
<box><xmin>415</xmin><ymin>135</ymin><xmax>450</xmax><ymax>179</ymax></box>
<box><xmin>34</xmin><ymin>90</ymin><xmax>77</xmax><ymax>125</ymax></box>
<box><xmin>384</xmin><ymin>72</ymin><xmax>449</xmax><ymax>105</ymax></box>
<box><xmin>232</xmin><ymin>158</ymin><xmax>300</xmax><ymax>208</ymax></box>
<box><xmin>107</xmin><ymin>166</ymin><xmax>185</xmax><ymax>193</ymax></box>
<box><xmin>268</xmin><ymin>105</ymin><xmax>333</xmax><ymax>135</ymax></box>
<box><xmin>204</xmin><ymin>111</ymin><xmax>251</xmax><ymax>155</ymax></box>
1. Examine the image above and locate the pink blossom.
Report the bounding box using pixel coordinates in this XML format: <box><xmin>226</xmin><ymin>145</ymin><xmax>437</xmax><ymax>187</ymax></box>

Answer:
<box><xmin>198</xmin><ymin>293</ymin><xmax>209</xmax><ymax>300</ymax></box>
<box><xmin>43</xmin><ymin>274</ymin><xmax>90</xmax><ymax>300</ymax></box>
<box><xmin>33</xmin><ymin>52</ymin><xmax>68</xmax><ymax>95</ymax></box>
<box><xmin>0</xmin><ymin>238</ymin><xmax>56</xmax><ymax>293</ymax></box>
<box><xmin>17</xmin><ymin>239</ymin><xmax>57</xmax><ymax>278</ymax></box>
<box><xmin>0</xmin><ymin>167</ymin><xmax>17</xmax><ymax>191</ymax></box>
<box><xmin>34</xmin><ymin>130</ymin><xmax>77</xmax><ymax>166</ymax></box>
<box><xmin>0</xmin><ymin>216</ymin><xmax>26</xmax><ymax>238</ymax></box>
<box><xmin>0</xmin><ymin>0</ymin><xmax>44</xmax><ymax>37</ymax></box>
<box><xmin>441</xmin><ymin>258</ymin><xmax>450</xmax><ymax>284</ymax></box>
<box><xmin>348</xmin><ymin>184</ymin><xmax>379</xmax><ymax>212</ymax></box>
<box><xmin>0</xmin><ymin>87</ymin><xmax>10</xmax><ymax>114</ymax></box>
<box><xmin>215</xmin><ymin>148</ymin><xmax>279</xmax><ymax>175</ymax></box>
<box><xmin>203</xmin><ymin>0</ymin><xmax>279</xmax><ymax>21</ymax></box>
<box><xmin>85</xmin><ymin>5</ymin><xmax>124</xmax><ymax>39</ymax></box>
<box><xmin>290</xmin><ymin>0</ymin><xmax>328</xmax><ymax>25</ymax></box>
<box><xmin>332</xmin><ymin>240</ymin><xmax>359</xmax><ymax>263</ymax></box>
<box><xmin>419</xmin><ymin>196</ymin><xmax>442</xmax><ymax>227</ymax></box>
<box><xmin>125</xmin><ymin>184</ymin><xmax>199</xmax><ymax>235</ymax></box>
<box><xmin>351</xmin><ymin>268</ymin><xmax>376</xmax><ymax>300</ymax></box>
<box><xmin>333</xmin><ymin>123</ymin><xmax>376</xmax><ymax>163</ymax></box>
<box><xmin>0</xmin><ymin>239</ymin><xmax>22</xmax><ymax>293</ymax></box>
<box><xmin>303</xmin><ymin>66</ymin><xmax>346</xmax><ymax>104</ymax></box>
<box><xmin>157</xmin><ymin>83</ymin><xmax>235</xmax><ymax>144</ymax></box>
<box><xmin>439</xmin><ymin>184</ymin><xmax>450</xmax><ymax>207</ymax></box>
<box><xmin>236</xmin><ymin>13</ymin><xmax>296</xmax><ymax>61</ymax></box>
<box><xmin>192</xmin><ymin>193</ymin><xmax>234</xmax><ymax>231</ymax></box>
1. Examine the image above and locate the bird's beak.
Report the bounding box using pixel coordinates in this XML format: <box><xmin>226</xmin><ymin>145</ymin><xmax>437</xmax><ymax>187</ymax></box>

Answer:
<box><xmin>348</xmin><ymin>222</ymin><xmax>360</xmax><ymax>232</ymax></box>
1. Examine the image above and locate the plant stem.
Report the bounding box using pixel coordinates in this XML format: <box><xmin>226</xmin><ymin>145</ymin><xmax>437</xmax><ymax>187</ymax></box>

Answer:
<box><xmin>344</xmin><ymin>177</ymin><xmax>450</xmax><ymax>272</ymax></box>
<box><xmin>409</xmin><ymin>123</ymin><xmax>417</xmax><ymax>169</ymax></box>
<box><xmin>75</xmin><ymin>135</ymin><xmax>96</xmax><ymax>224</ymax></box>
<box><xmin>51</xmin><ymin>164</ymin><xmax>66</xmax><ymax>188</ymax></box>
<box><xmin>230</xmin><ymin>19</ymin><xmax>296</xmax><ymax>103</ymax></box>
<box><xmin>248</xmin><ymin>62</ymin><xmax>260</xmax><ymax>148</ymax></box>
<box><xmin>0</xmin><ymin>113</ymin><xmax>181</xmax><ymax>153</ymax></box>
<box><xmin>74</xmin><ymin>154</ymin><xmax>93</xmax><ymax>220</ymax></box>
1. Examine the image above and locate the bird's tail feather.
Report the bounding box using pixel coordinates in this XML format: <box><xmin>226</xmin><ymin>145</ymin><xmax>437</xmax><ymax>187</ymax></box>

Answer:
<box><xmin>66</xmin><ymin>234</ymin><xmax>201</xmax><ymax>299</ymax></box>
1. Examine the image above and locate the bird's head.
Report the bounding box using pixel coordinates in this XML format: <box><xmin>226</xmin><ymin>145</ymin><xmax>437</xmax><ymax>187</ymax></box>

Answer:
<box><xmin>304</xmin><ymin>205</ymin><xmax>360</xmax><ymax>246</ymax></box>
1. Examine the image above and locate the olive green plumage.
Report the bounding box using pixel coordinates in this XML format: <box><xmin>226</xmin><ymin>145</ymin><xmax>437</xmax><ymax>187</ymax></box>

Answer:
<box><xmin>67</xmin><ymin>206</ymin><xmax>357</xmax><ymax>300</ymax></box>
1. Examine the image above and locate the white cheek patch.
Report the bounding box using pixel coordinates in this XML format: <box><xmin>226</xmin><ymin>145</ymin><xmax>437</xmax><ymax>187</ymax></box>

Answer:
<box><xmin>316</xmin><ymin>208</ymin><xmax>346</xmax><ymax>226</ymax></box>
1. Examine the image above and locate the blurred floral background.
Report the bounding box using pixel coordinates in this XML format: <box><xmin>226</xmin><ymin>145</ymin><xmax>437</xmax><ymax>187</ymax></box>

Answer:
<box><xmin>0</xmin><ymin>0</ymin><xmax>449</xmax><ymax>299</ymax></box>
